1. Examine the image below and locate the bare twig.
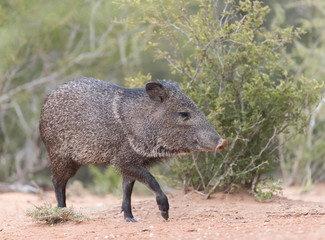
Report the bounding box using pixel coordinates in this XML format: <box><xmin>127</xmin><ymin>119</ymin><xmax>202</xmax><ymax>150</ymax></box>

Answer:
<box><xmin>169</xmin><ymin>23</ymin><xmax>192</xmax><ymax>41</ymax></box>
<box><xmin>219</xmin><ymin>0</ymin><xmax>229</xmax><ymax>29</ymax></box>
<box><xmin>307</xmin><ymin>97</ymin><xmax>325</xmax><ymax>148</ymax></box>
<box><xmin>65</xmin><ymin>25</ymin><xmax>80</xmax><ymax>54</ymax></box>
<box><xmin>192</xmin><ymin>153</ymin><xmax>206</xmax><ymax>191</ymax></box>
<box><xmin>0</xmin><ymin>72</ymin><xmax>59</xmax><ymax>103</ymax></box>
<box><xmin>239</xmin><ymin>127</ymin><xmax>277</xmax><ymax>175</ymax></box>
<box><xmin>98</xmin><ymin>22</ymin><xmax>116</xmax><ymax>46</ymax></box>
<box><xmin>89</xmin><ymin>0</ymin><xmax>103</xmax><ymax>51</ymax></box>
<box><xmin>194</xmin><ymin>190</ymin><xmax>207</xmax><ymax>197</ymax></box>
<box><xmin>238</xmin><ymin>160</ymin><xmax>269</xmax><ymax>176</ymax></box>
<box><xmin>185</xmin><ymin>57</ymin><xmax>204</xmax><ymax>90</ymax></box>
<box><xmin>206</xmin><ymin>162</ymin><xmax>235</xmax><ymax>199</ymax></box>
<box><xmin>14</xmin><ymin>103</ymin><xmax>29</xmax><ymax>133</ymax></box>
<box><xmin>258</xmin><ymin>127</ymin><xmax>277</xmax><ymax>158</ymax></box>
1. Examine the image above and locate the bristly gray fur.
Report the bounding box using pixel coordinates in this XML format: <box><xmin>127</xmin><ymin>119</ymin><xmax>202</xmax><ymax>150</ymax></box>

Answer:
<box><xmin>40</xmin><ymin>77</ymin><xmax>221</xmax><ymax>171</ymax></box>
<box><xmin>39</xmin><ymin>77</ymin><xmax>224</xmax><ymax>221</ymax></box>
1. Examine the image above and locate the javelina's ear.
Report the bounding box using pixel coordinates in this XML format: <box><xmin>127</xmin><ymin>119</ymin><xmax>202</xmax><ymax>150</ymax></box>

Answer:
<box><xmin>145</xmin><ymin>82</ymin><xmax>169</xmax><ymax>102</ymax></box>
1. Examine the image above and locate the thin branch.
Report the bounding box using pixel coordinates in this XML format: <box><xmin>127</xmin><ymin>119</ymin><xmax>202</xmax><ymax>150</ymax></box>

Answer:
<box><xmin>194</xmin><ymin>190</ymin><xmax>207</xmax><ymax>197</ymax></box>
<box><xmin>14</xmin><ymin>103</ymin><xmax>29</xmax><ymax>133</ymax></box>
<box><xmin>0</xmin><ymin>41</ymin><xmax>111</xmax><ymax>104</ymax></box>
<box><xmin>185</xmin><ymin>57</ymin><xmax>204</xmax><ymax>90</ymax></box>
<box><xmin>246</xmin><ymin>118</ymin><xmax>266</xmax><ymax>130</ymax></box>
<box><xmin>257</xmin><ymin>127</ymin><xmax>277</xmax><ymax>159</ymax></box>
<box><xmin>89</xmin><ymin>0</ymin><xmax>103</xmax><ymax>51</ymax></box>
<box><xmin>65</xmin><ymin>24</ymin><xmax>80</xmax><ymax>54</ymax></box>
<box><xmin>206</xmin><ymin>163</ymin><xmax>235</xmax><ymax>199</ymax></box>
<box><xmin>241</xmin><ymin>127</ymin><xmax>278</xmax><ymax>173</ymax></box>
<box><xmin>223</xmin><ymin>5</ymin><xmax>233</xmax><ymax>25</ymax></box>
<box><xmin>270</xmin><ymin>130</ymin><xmax>301</xmax><ymax>155</ymax></box>
<box><xmin>98</xmin><ymin>5</ymin><xmax>129</xmax><ymax>46</ymax></box>
<box><xmin>219</xmin><ymin>0</ymin><xmax>230</xmax><ymax>29</ymax></box>
<box><xmin>307</xmin><ymin>97</ymin><xmax>325</xmax><ymax>148</ymax></box>
<box><xmin>165</xmin><ymin>56</ymin><xmax>193</xmax><ymax>81</ymax></box>
<box><xmin>0</xmin><ymin>72</ymin><xmax>59</xmax><ymax>103</ymax></box>
<box><xmin>261</xmin><ymin>39</ymin><xmax>283</xmax><ymax>45</ymax></box>
<box><xmin>169</xmin><ymin>23</ymin><xmax>192</xmax><ymax>41</ymax></box>
<box><xmin>226</xmin><ymin>15</ymin><xmax>247</xmax><ymax>56</ymax></box>
<box><xmin>192</xmin><ymin>153</ymin><xmax>206</xmax><ymax>191</ymax></box>
<box><xmin>98</xmin><ymin>22</ymin><xmax>116</xmax><ymax>46</ymax></box>
<box><xmin>238</xmin><ymin>160</ymin><xmax>269</xmax><ymax>176</ymax></box>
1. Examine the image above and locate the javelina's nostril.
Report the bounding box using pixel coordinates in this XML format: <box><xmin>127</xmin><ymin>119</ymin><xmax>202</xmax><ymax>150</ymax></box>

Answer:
<box><xmin>216</xmin><ymin>139</ymin><xmax>228</xmax><ymax>152</ymax></box>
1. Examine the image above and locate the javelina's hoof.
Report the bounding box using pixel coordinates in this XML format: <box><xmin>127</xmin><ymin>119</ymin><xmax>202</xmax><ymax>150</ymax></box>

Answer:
<box><xmin>125</xmin><ymin>217</ymin><xmax>138</xmax><ymax>223</ymax></box>
<box><xmin>160</xmin><ymin>210</ymin><xmax>169</xmax><ymax>220</ymax></box>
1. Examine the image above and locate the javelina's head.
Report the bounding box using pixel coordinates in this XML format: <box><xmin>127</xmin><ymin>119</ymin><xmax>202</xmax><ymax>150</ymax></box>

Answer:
<box><xmin>135</xmin><ymin>81</ymin><xmax>227</xmax><ymax>158</ymax></box>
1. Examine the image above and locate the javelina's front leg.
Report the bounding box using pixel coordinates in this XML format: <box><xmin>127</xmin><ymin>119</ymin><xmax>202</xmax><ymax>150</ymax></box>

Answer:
<box><xmin>122</xmin><ymin>165</ymin><xmax>169</xmax><ymax>221</ymax></box>
<box><xmin>121</xmin><ymin>176</ymin><xmax>136</xmax><ymax>222</ymax></box>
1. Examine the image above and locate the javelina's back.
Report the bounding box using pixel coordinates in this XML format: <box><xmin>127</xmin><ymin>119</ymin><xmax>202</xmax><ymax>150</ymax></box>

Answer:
<box><xmin>39</xmin><ymin>78</ymin><xmax>129</xmax><ymax>166</ymax></box>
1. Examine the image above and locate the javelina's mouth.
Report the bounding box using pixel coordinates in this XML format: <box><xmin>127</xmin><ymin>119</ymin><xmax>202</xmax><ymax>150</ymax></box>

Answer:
<box><xmin>194</xmin><ymin>139</ymin><xmax>215</xmax><ymax>152</ymax></box>
<box><xmin>194</xmin><ymin>139</ymin><xmax>228</xmax><ymax>152</ymax></box>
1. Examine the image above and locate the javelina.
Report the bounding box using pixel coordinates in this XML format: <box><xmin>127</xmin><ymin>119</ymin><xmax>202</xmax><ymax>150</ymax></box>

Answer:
<box><xmin>39</xmin><ymin>77</ymin><xmax>227</xmax><ymax>222</ymax></box>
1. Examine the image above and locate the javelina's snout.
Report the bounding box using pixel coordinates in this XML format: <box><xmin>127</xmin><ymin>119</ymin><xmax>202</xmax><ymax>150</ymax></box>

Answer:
<box><xmin>216</xmin><ymin>139</ymin><xmax>228</xmax><ymax>152</ymax></box>
<box><xmin>198</xmin><ymin>130</ymin><xmax>227</xmax><ymax>153</ymax></box>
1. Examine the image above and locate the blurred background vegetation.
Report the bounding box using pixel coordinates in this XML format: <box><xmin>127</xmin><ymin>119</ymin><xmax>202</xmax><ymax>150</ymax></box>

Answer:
<box><xmin>0</xmin><ymin>0</ymin><xmax>324</xmax><ymax>197</ymax></box>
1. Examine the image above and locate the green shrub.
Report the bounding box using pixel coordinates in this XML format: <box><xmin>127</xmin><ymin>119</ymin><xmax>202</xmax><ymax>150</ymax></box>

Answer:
<box><xmin>88</xmin><ymin>166</ymin><xmax>122</xmax><ymax>196</ymax></box>
<box><xmin>249</xmin><ymin>179</ymin><xmax>283</xmax><ymax>202</ymax></box>
<box><xmin>123</xmin><ymin>0</ymin><xmax>321</xmax><ymax>197</ymax></box>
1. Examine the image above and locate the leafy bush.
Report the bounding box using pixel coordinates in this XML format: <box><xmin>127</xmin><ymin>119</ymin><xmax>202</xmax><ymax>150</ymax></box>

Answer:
<box><xmin>270</xmin><ymin>0</ymin><xmax>325</xmax><ymax>188</ymax></box>
<box><xmin>123</xmin><ymin>0</ymin><xmax>321</xmax><ymax>197</ymax></box>
<box><xmin>88</xmin><ymin>166</ymin><xmax>122</xmax><ymax>196</ymax></box>
<box><xmin>88</xmin><ymin>165</ymin><xmax>152</xmax><ymax>196</ymax></box>
<box><xmin>26</xmin><ymin>203</ymin><xmax>88</xmax><ymax>225</ymax></box>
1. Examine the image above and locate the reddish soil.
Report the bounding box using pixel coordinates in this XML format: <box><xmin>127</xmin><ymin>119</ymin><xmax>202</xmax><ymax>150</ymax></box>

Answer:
<box><xmin>1</xmin><ymin>185</ymin><xmax>325</xmax><ymax>240</ymax></box>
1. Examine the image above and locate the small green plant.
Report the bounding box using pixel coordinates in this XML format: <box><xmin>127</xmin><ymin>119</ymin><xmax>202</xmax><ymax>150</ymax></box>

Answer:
<box><xmin>26</xmin><ymin>203</ymin><xmax>88</xmax><ymax>225</ymax></box>
<box><xmin>250</xmin><ymin>179</ymin><xmax>283</xmax><ymax>202</ymax></box>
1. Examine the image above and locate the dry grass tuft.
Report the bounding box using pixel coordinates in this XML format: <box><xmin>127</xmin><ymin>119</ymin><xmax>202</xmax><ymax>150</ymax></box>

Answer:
<box><xmin>26</xmin><ymin>203</ymin><xmax>89</xmax><ymax>225</ymax></box>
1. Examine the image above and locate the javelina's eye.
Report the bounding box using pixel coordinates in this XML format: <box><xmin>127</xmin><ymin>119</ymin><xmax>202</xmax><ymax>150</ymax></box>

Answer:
<box><xmin>178</xmin><ymin>112</ymin><xmax>191</xmax><ymax>121</ymax></box>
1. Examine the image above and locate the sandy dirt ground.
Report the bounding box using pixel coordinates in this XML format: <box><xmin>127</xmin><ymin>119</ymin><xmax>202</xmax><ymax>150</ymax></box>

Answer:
<box><xmin>1</xmin><ymin>185</ymin><xmax>325</xmax><ymax>240</ymax></box>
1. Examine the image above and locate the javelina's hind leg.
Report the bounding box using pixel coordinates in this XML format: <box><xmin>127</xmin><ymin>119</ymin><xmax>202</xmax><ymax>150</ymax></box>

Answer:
<box><xmin>52</xmin><ymin>177</ymin><xmax>67</xmax><ymax>208</ymax></box>
<box><xmin>121</xmin><ymin>176</ymin><xmax>136</xmax><ymax>222</ymax></box>
<box><xmin>51</xmin><ymin>158</ymin><xmax>81</xmax><ymax>208</ymax></box>
<box><xmin>122</xmin><ymin>165</ymin><xmax>169</xmax><ymax>221</ymax></box>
